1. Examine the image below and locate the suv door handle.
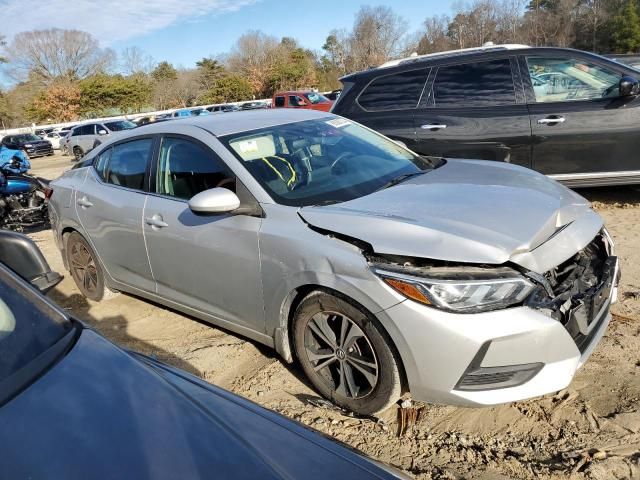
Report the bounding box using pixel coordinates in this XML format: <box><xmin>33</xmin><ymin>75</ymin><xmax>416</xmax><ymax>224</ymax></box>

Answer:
<box><xmin>537</xmin><ymin>116</ymin><xmax>566</xmax><ymax>125</ymax></box>
<box><xmin>77</xmin><ymin>196</ymin><xmax>93</xmax><ymax>208</ymax></box>
<box><xmin>145</xmin><ymin>214</ymin><xmax>168</xmax><ymax>229</ymax></box>
<box><xmin>421</xmin><ymin>124</ymin><xmax>447</xmax><ymax>130</ymax></box>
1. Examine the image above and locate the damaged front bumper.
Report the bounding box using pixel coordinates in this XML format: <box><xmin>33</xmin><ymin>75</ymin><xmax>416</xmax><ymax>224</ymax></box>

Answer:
<box><xmin>373</xmin><ymin>232</ymin><xmax>619</xmax><ymax>407</ymax></box>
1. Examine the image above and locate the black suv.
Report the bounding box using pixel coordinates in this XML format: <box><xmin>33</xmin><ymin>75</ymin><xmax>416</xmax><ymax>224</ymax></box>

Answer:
<box><xmin>1</xmin><ymin>134</ymin><xmax>54</xmax><ymax>159</ymax></box>
<box><xmin>332</xmin><ymin>45</ymin><xmax>640</xmax><ymax>187</ymax></box>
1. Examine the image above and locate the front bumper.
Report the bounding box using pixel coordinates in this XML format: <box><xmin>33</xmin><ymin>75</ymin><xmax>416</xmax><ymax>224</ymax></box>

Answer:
<box><xmin>377</xmin><ymin>257</ymin><xmax>618</xmax><ymax>407</ymax></box>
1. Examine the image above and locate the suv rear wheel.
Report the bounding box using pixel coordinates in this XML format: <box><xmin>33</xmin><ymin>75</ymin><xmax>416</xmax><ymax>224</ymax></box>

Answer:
<box><xmin>73</xmin><ymin>146</ymin><xmax>84</xmax><ymax>161</ymax></box>
<box><xmin>293</xmin><ymin>290</ymin><xmax>402</xmax><ymax>415</ymax></box>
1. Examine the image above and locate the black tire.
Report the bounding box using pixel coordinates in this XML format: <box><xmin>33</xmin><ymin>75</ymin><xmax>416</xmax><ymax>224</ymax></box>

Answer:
<box><xmin>293</xmin><ymin>290</ymin><xmax>402</xmax><ymax>416</ymax></box>
<box><xmin>66</xmin><ymin>232</ymin><xmax>107</xmax><ymax>301</ymax></box>
<box><xmin>73</xmin><ymin>146</ymin><xmax>84</xmax><ymax>161</ymax></box>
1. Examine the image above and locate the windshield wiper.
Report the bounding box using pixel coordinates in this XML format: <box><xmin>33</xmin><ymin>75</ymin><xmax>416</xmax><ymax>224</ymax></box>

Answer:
<box><xmin>313</xmin><ymin>199</ymin><xmax>343</xmax><ymax>207</ymax></box>
<box><xmin>376</xmin><ymin>171</ymin><xmax>426</xmax><ymax>192</ymax></box>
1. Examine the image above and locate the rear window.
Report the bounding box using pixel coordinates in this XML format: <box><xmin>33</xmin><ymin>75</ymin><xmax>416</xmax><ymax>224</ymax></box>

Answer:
<box><xmin>274</xmin><ymin>96</ymin><xmax>285</xmax><ymax>107</ymax></box>
<box><xmin>432</xmin><ymin>59</ymin><xmax>516</xmax><ymax>107</ymax></box>
<box><xmin>357</xmin><ymin>68</ymin><xmax>429</xmax><ymax>111</ymax></box>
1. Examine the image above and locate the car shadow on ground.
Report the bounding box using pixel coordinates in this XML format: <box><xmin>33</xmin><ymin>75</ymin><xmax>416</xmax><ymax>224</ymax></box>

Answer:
<box><xmin>577</xmin><ymin>184</ymin><xmax>640</xmax><ymax>205</ymax></box>
<box><xmin>46</xmin><ymin>290</ymin><xmax>202</xmax><ymax>377</ymax></box>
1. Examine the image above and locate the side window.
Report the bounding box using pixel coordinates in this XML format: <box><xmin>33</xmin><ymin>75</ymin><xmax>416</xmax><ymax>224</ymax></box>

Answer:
<box><xmin>71</xmin><ymin>128</ymin><xmax>80</xmax><ymax>137</ymax></box>
<box><xmin>358</xmin><ymin>68</ymin><xmax>430</xmax><ymax>111</ymax></box>
<box><xmin>526</xmin><ymin>57</ymin><xmax>621</xmax><ymax>103</ymax></box>
<box><xmin>433</xmin><ymin>59</ymin><xmax>515</xmax><ymax>107</ymax></box>
<box><xmin>275</xmin><ymin>96</ymin><xmax>285</xmax><ymax>107</ymax></box>
<box><xmin>289</xmin><ymin>95</ymin><xmax>305</xmax><ymax>107</ymax></box>
<box><xmin>156</xmin><ymin>137</ymin><xmax>234</xmax><ymax>200</ymax></box>
<box><xmin>94</xmin><ymin>148</ymin><xmax>112</xmax><ymax>180</ymax></box>
<box><xmin>104</xmin><ymin>138</ymin><xmax>151</xmax><ymax>191</ymax></box>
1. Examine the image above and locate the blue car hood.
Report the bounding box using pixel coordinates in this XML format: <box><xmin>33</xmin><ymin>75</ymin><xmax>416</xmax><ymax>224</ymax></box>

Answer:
<box><xmin>0</xmin><ymin>328</ymin><xmax>397</xmax><ymax>480</ymax></box>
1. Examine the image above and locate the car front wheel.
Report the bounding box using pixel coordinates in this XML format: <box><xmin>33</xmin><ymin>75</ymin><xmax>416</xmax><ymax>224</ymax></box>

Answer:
<box><xmin>293</xmin><ymin>290</ymin><xmax>403</xmax><ymax>416</ymax></box>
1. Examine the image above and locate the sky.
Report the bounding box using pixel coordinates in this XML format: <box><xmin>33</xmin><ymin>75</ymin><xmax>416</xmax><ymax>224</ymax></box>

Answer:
<box><xmin>0</xmin><ymin>0</ymin><xmax>456</xmax><ymax>72</ymax></box>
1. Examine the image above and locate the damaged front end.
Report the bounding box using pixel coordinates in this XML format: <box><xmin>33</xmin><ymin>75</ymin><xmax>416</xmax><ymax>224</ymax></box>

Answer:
<box><xmin>523</xmin><ymin>230</ymin><xmax>619</xmax><ymax>353</ymax></box>
<box><xmin>368</xmin><ymin>230</ymin><xmax>619</xmax><ymax>351</ymax></box>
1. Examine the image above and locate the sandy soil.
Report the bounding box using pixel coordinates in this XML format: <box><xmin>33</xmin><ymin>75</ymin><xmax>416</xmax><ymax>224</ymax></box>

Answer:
<box><xmin>30</xmin><ymin>154</ymin><xmax>640</xmax><ymax>480</ymax></box>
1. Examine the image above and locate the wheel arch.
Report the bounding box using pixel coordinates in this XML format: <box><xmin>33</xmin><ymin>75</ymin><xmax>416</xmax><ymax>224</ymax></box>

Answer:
<box><xmin>275</xmin><ymin>283</ymin><xmax>408</xmax><ymax>393</ymax></box>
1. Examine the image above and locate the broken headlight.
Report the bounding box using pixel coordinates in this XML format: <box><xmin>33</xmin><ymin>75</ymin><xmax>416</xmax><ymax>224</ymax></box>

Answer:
<box><xmin>374</xmin><ymin>266</ymin><xmax>534</xmax><ymax>313</ymax></box>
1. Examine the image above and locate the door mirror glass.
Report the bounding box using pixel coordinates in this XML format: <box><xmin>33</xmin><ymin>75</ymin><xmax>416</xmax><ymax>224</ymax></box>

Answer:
<box><xmin>619</xmin><ymin>75</ymin><xmax>640</xmax><ymax>96</ymax></box>
<box><xmin>188</xmin><ymin>188</ymin><xmax>240</xmax><ymax>214</ymax></box>
<box><xmin>98</xmin><ymin>129</ymin><xmax>108</xmax><ymax>135</ymax></box>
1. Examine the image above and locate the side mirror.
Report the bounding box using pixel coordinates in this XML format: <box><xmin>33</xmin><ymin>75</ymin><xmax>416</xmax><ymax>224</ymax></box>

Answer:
<box><xmin>98</xmin><ymin>129</ymin><xmax>108</xmax><ymax>136</ymax></box>
<box><xmin>0</xmin><ymin>231</ymin><xmax>62</xmax><ymax>293</ymax></box>
<box><xmin>619</xmin><ymin>76</ymin><xmax>640</xmax><ymax>97</ymax></box>
<box><xmin>188</xmin><ymin>188</ymin><xmax>241</xmax><ymax>214</ymax></box>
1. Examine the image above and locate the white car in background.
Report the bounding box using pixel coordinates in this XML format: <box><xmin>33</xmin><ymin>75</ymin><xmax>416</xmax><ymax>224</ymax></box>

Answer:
<box><xmin>44</xmin><ymin>131</ymin><xmax>70</xmax><ymax>150</ymax></box>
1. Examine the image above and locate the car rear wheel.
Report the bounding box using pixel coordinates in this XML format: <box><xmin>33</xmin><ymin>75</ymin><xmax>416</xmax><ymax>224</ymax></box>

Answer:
<box><xmin>293</xmin><ymin>290</ymin><xmax>402</xmax><ymax>415</ymax></box>
<box><xmin>73</xmin><ymin>146</ymin><xmax>84</xmax><ymax>161</ymax></box>
<box><xmin>66</xmin><ymin>232</ymin><xmax>107</xmax><ymax>301</ymax></box>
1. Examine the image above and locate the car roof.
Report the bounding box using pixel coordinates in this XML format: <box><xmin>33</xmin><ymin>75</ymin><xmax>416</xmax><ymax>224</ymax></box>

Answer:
<box><xmin>132</xmin><ymin>108</ymin><xmax>330</xmax><ymax>137</ymax></box>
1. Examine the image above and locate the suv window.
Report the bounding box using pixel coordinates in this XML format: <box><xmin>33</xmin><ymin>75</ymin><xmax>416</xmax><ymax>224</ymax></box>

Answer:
<box><xmin>103</xmin><ymin>138</ymin><xmax>151</xmax><ymax>190</ymax></box>
<box><xmin>526</xmin><ymin>57</ymin><xmax>621</xmax><ymax>102</ymax></box>
<box><xmin>358</xmin><ymin>68</ymin><xmax>429</xmax><ymax>111</ymax></box>
<box><xmin>275</xmin><ymin>96</ymin><xmax>285</xmax><ymax>107</ymax></box>
<box><xmin>433</xmin><ymin>59</ymin><xmax>515</xmax><ymax>107</ymax></box>
<box><xmin>78</xmin><ymin>124</ymin><xmax>96</xmax><ymax>136</ymax></box>
<box><xmin>156</xmin><ymin>137</ymin><xmax>234</xmax><ymax>200</ymax></box>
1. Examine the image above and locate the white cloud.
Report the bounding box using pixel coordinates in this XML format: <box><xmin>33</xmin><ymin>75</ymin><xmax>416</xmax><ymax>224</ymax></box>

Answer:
<box><xmin>0</xmin><ymin>0</ymin><xmax>258</xmax><ymax>44</ymax></box>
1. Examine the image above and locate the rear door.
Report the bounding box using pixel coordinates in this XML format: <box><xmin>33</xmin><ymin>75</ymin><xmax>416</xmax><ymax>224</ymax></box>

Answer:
<box><xmin>413</xmin><ymin>56</ymin><xmax>532</xmax><ymax>168</ymax></box>
<box><xmin>75</xmin><ymin>137</ymin><xmax>155</xmax><ymax>292</ymax></box>
<box><xmin>522</xmin><ymin>53</ymin><xmax>640</xmax><ymax>178</ymax></box>
<box><xmin>340</xmin><ymin>68</ymin><xmax>429</xmax><ymax>148</ymax></box>
<box><xmin>142</xmin><ymin>132</ymin><xmax>264</xmax><ymax>333</ymax></box>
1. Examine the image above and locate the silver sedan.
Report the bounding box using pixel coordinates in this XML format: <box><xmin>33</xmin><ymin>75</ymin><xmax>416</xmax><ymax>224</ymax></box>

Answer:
<box><xmin>48</xmin><ymin>109</ymin><xmax>619</xmax><ymax>415</ymax></box>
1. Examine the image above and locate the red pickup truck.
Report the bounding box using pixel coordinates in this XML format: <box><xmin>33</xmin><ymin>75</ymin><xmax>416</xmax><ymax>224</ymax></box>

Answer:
<box><xmin>271</xmin><ymin>91</ymin><xmax>334</xmax><ymax>111</ymax></box>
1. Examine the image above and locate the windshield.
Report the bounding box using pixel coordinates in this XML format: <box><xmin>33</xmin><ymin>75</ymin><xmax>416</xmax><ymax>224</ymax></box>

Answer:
<box><xmin>222</xmin><ymin>117</ymin><xmax>435</xmax><ymax>207</ymax></box>
<box><xmin>104</xmin><ymin>120</ymin><xmax>136</xmax><ymax>132</ymax></box>
<box><xmin>15</xmin><ymin>134</ymin><xmax>41</xmax><ymax>143</ymax></box>
<box><xmin>304</xmin><ymin>93</ymin><xmax>330</xmax><ymax>104</ymax></box>
<box><xmin>0</xmin><ymin>264</ymin><xmax>72</xmax><ymax>389</ymax></box>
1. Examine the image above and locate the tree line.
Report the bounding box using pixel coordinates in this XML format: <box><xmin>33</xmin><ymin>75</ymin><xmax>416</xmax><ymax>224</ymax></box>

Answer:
<box><xmin>1</xmin><ymin>0</ymin><xmax>639</xmax><ymax>127</ymax></box>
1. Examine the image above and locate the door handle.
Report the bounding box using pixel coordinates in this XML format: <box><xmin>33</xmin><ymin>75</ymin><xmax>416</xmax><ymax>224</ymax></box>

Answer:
<box><xmin>421</xmin><ymin>124</ymin><xmax>447</xmax><ymax>130</ymax></box>
<box><xmin>145</xmin><ymin>214</ymin><xmax>169</xmax><ymax>229</ymax></box>
<box><xmin>537</xmin><ymin>116</ymin><xmax>566</xmax><ymax>125</ymax></box>
<box><xmin>77</xmin><ymin>196</ymin><xmax>93</xmax><ymax>208</ymax></box>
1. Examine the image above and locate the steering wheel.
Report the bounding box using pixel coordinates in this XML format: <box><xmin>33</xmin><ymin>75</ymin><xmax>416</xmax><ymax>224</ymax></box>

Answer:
<box><xmin>215</xmin><ymin>177</ymin><xmax>235</xmax><ymax>190</ymax></box>
<box><xmin>330</xmin><ymin>151</ymin><xmax>354</xmax><ymax>174</ymax></box>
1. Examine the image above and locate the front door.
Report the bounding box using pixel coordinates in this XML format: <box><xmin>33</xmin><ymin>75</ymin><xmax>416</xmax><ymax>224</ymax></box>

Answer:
<box><xmin>142</xmin><ymin>135</ymin><xmax>265</xmax><ymax>332</ymax></box>
<box><xmin>75</xmin><ymin>138</ymin><xmax>155</xmax><ymax>292</ymax></box>
<box><xmin>523</xmin><ymin>54</ymin><xmax>640</xmax><ymax>177</ymax></box>
<box><xmin>413</xmin><ymin>56</ymin><xmax>532</xmax><ymax>168</ymax></box>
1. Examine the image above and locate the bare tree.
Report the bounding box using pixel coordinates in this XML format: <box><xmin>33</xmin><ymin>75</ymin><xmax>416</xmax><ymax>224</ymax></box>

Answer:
<box><xmin>120</xmin><ymin>46</ymin><xmax>155</xmax><ymax>76</ymax></box>
<box><xmin>418</xmin><ymin>15</ymin><xmax>453</xmax><ymax>53</ymax></box>
<box><xmin>6</xmin><ymin>29</ymin><xmax>115</xmax><ymax>84</ymax></box>
<box><xmin>227</xmin><ymin>31</ymin><xmax>280</xmax><ymax>96</ymax></box>
<box><xmin>348</xmin><ymin>6</ymin><xmax>409</xmax><ymax>70</ymax></box>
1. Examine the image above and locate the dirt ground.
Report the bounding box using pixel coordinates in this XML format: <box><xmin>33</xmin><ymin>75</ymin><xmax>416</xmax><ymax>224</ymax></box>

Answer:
<box><xmin>30</xmin><ymin>153</ymin><xmax>640</xmax><ymax>480</ymax></box>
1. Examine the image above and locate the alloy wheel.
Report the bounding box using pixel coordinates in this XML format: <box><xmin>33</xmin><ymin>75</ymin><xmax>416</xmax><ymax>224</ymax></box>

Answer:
<box><xmin>303</xmin><ymin>311</ymin><xmax>379</xmax><ymax>399</ymax></box>
<box><xmin>70</xmin><ymin>241</ymin><xmax>98</xmax><ymax>295</ymax></box>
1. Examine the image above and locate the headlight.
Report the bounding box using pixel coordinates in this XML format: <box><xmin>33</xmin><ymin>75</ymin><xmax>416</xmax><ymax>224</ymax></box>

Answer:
<box><xmin>375</xmin><ymin>266</ymin><xmax>534</xmax><ymax>313</ymax></box>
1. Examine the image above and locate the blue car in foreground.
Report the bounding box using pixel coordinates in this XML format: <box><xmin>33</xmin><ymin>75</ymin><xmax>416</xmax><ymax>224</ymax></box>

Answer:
<box><xmin>0</xmin><ymin>232</ymin><xmax>405</xmax><ymax>479</ymax></box>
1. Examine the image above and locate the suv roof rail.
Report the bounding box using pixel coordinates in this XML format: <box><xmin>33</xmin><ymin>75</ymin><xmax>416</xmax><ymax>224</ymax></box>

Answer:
<box><xmin>378</xmin><ymin>43</ymin><xmax>531</xmax><ymax>69</ymax></box>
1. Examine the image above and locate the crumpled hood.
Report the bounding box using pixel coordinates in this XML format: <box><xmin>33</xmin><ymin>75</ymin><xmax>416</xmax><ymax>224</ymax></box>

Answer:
<box><xmin>300</xmin><ymin>160</ymin><xmax>603</xmax><ymax>272</ymax></box>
